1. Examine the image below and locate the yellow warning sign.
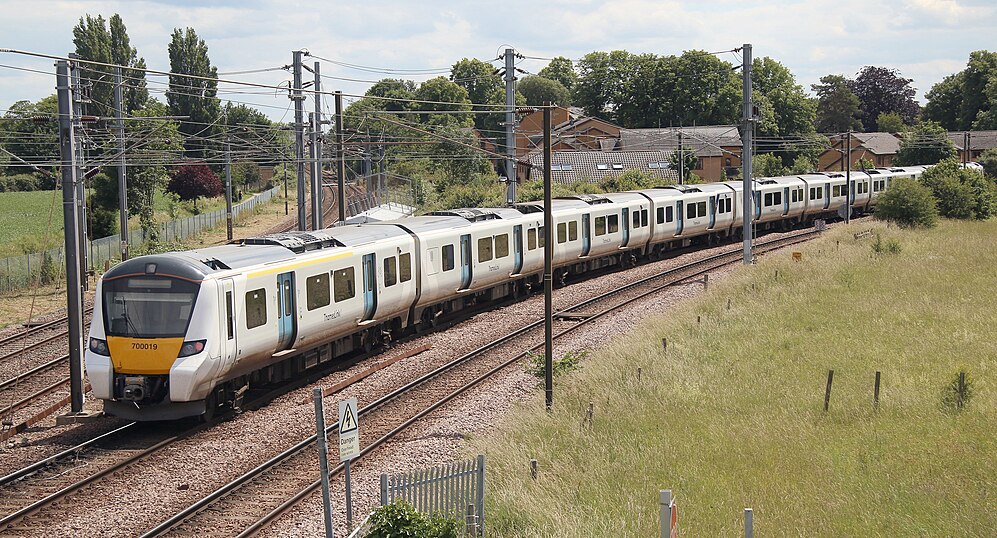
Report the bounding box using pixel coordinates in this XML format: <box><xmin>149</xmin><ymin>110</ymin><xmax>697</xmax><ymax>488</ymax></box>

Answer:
<box><xmin>338</xmin><ymin>397</ymin><xmax>360</xmax><ymax>461</ymax></box>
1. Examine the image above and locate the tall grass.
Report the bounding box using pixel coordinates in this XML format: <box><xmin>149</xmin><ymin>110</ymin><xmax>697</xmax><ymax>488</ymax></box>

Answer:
<box><xmin>473</xmin><ymin>220</ymin><xmax>997</xmax><ymax>537</ymax></box>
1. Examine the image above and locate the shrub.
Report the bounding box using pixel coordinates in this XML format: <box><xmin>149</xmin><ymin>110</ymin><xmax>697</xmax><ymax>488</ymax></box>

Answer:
<box><xmin>365</xmin><ymin>500</ymin><xmax>461</xmax><ymax>538</ymax></box>
<box><xmin>979</xmin><ymin>148</ymin><xmax>997</xmax><ymax>179</ymax></box>
<box><xmin>599</xmin><ymin>169</ymin><xmax>657</xmax><ymax>192</ymax></box>
<box><xmin>871</xmin><ymin>234</ymin><xmax>901</xmax><ymax>255</ymax></box>
<box><xmin>919</xmin><ymin>159</ymin><xmax>997</xmax><ymax>220</ymax></box>
<box><xmin>0</xmin><ymin>173</ymin><xmax>44</xmax><ymax>192</ymax></box>
<box><xmin>874</xmin><ymin>177</ymin><xmax>938</xmax><ymax>228</ymax></box>
<box><xmin>167</xmin><ymin>163</ymin><xmax>222</xmax><ymax>210</ymax></box>
<box><xmin>525</xmin><ymin>350</ymin><xmax>586</xmax><ymax>378</ymax></box>
<box><xmin>753</xmin><ymin>153</ymin><xmax>786</xmax><ymax>177</ymax></box>
<box><xmin>39</xmin><ymin>252</ymin><xmax>61</xmax><ymax>285</ymax></box>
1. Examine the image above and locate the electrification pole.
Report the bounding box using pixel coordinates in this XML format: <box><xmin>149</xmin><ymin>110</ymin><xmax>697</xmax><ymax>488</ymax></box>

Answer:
<box><xmin>57</xmin><ymin>60</ymin><xmax>85</xmax><ymax>415</ymax></box>
<box><xmin>309</xmin><ymin>112</ymin><xmax>320</xmax><ymax>230</ymax></box>
<box><xmin>845</xmin><ymin>130</ymin><xmax>851</xmax><ymax>224</ymax></box>
<box><xmin>113</xmin><ymin>67</ymin><xmax>128</xmax><ymax>260</ymax></box>
<box><xmin>336</xmin><ymin>91</ymin><xmax>346</xmax><ymax>224</ymax></box>
<box><xmin>69</xmin><ymin>54</ymin><xmax>88</xmax><ymax>289</ymax></box>
<box><xmin>678</xmin><ymin>129</ymin><xmax>684</xmax><ymax>185</ymax></box>
<box><xmin>313</xmin><ymin>61</ymin><xmax>324</xmax><ymax>229</ymax></box>
<box><xmin>292</xmin><ymin>50</ymin><xmax>307</xmax><ymax>231</ymax></box>
<box><xmin>741</xmin><ymin>44</ymin><xmax>754</xmax><ymax>265</ymax></box>
<box><xmin>225</xmin><ymin>129</ymin><xmax>233</xmax><ymax>241</ymax></box>
<box><xmin>542</xmin><ymin>102</ymin><xmax>554</xmax><ymax>412</ymax></box>
<box><xmin>504</xmin><ymin>48</ymin><xmax>517</xmax><ymax>205</ymax></box>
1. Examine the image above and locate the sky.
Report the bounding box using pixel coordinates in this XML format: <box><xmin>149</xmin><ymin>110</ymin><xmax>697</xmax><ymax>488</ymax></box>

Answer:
<box><xmin>1</xmin><ymin>0</ymin><xmax>995</xmax><ymax>121</ymax></box>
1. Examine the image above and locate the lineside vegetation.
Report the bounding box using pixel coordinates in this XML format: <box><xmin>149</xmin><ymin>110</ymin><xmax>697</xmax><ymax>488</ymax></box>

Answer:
<box><xmin>473</xmin><ymin>220</ymin><xmax>997</xmax><ymax>536</ymax></box>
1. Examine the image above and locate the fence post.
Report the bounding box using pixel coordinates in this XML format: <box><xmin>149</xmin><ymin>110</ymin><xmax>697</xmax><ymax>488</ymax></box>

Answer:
<box><xmin>660</xmin><ymin>490</ymin><xmax>673</xmax><ymax>538</ymax></box>
<box><xmin>745</xmin><ymin>508</ymin><xmax>753</xmax><ymax>538</ymax></box>
<box><xmin>465</xmin><ymin>504</ymin><xmax>477</xmax><ymax>537</ymax></box>
<box><xmin>824</xmin><ymin>369</ymin><xmax>834</xmax><ymax>412</ymax></box>
<box><xmin>380</xmin><ymin>473</ymin><xmax>389</xmax><ymax>506</ymax></box>
<box><xmin>476</xmin><ymin>454</ymin><xmax>485</xmax><ymax>534</ymax></box>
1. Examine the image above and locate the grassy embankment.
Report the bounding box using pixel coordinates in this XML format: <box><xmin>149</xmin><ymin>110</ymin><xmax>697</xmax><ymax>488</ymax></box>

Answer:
<box><xmin>475</xmin><ymin>220</ymin><xmax>997</xmax><ymax>536</ymax></box>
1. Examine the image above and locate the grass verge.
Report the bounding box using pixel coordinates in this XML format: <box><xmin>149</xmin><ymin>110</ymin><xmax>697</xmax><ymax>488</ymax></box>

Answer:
<box><xmin>472</xmin><ymin>220</ymin><xmax>997</xmax><ymax>537</ymax></box>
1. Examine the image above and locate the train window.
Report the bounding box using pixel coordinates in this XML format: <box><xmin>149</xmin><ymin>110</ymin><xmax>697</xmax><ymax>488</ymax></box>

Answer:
<box><xmin>442</xmin><ymin>244</ymin><xmax>455</xmax><ymax>271</ymax></box>
<box><xmin>817</xmin><ymin>187</ymin><xmax>823</xmax><ymax>199</ymax></box>
<box><xmin>641</xmin><ymin>209</ymin><xmax>648</xmax><ymax>227</ymax></box>
<box><xmin>763</xmin><ymin>193</ymin><xmax>772</xmax><ymax>207</ymax></box>
<box><xmin>245</xmin><ymin>289</ymin><xmax>267</xmax><ymax>329</ymax></box>
<box><xmin>773</xmin><ymin>192</ymin><xmax>782</xmax><ymax>205</ymax></box>
<box><xmin>538</xmin><ymin>226</ymin><xmax>545</xmax><ymax>247</ymax></box>
<box><xmin>687</xmin><ymin>202</ymin><xmax>697</xmax><ymax>218</ymax></box>
<box><xmin>791</xmin><ymin>190</ymin><xmax>798</xmax><ymax>203</ymax></box>
<box><xmin>306</xmin><ymin>273</ymin><xmax>331</xmax><ymax>311</ymax></box>
<box><xmin>495</xmin><ymin>234</ymin><xmax>509</xmax><ymax>258</ymax></box>
<box><xmin>797</xmin><ymin>188</ymin><xmax>804</xmax><ymax>202</ymax></box>
<box><xmin>528</xmin><ymin>228</ymin><xmax>537</xmax><ymax>250</ymax></box>
<box><xmin>333</xmin><ymin>267</ymin><xmax>356</xmax><ymax>302</ymax></box>
<box><xmin>399</xmin><ymin>253</ymin><xmax>412</xmax><ymax>282</ymax></box>
<box><xmin>656</xmin><ymin>207</ymin><xmax>665</xmax><ymax>224</ymax></box>
<box><xmin>608</xmin><ymin>214</ymin><xmax>619</xmax><ymax>233</ymax></box>
<box><xmin>632</xmin><ymin>211</ymin><xmax>640</xmax><ymax>228</ymax></box>
<box><xmin>283</xmin><ymin>281</ymin><xmax>293</xmax><ymax>317</ymax></box>
<box><xmin>696</xmin><ymin>201</ymin><xmax>706</xmax><ymax>216</ymax></box>
<box><xmin>666</xmin><ymin>206</ymin><xmax>673</xmax><ymax>223</ymax></box>
<box><xmin>557</xmin><ymin>223</ymin><xmax>567</xmax><ymax>244</ymax></box>
<box><xmin>384</xmin><ymin>256</ymin><xmax>397</xmax><ymax>287</ymax></box>
<box><xmin>568</xmin><ymin>221</ymin><xmax>578</xmax><ymax>241</ymax></box>
<box><xmin>809</xmin><ymin>187</ymin><xmax>816</xmax><ymax>199</ymax></box>
<box><xmin>595</xmin><ymin>216</ymin><xmax>606</xmax><ymax>236</ymax></box>
<box><xmin>832</xmin><ymin>185</ymin><xmax>841</xmax><ymax>197</ymax></box>
<box><xmin>478</xmin><ymin>237</ymin><xmax>493</xmax><ymax>261</ymax></box>
<box><xmin>225</xmin><ymin>291</ymin><xmax>234</xmax><ymax>340</ymax></box>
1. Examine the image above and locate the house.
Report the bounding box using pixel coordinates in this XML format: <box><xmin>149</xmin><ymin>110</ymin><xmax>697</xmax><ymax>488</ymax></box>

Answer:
<box><xmin>947</xmin><ymin>131</ymin><xmax>997</xmax><ymax>162</ymax></box>
<box><xmin>617</xmin><ymin>126</ymin><xmax>742</xmax><ymax>182</ymax></box>
<box><xmin>518</xmin><ymin>150</ymin><xmax>679</xmax><ymax>185</ymax></box>
<box><xmin>515</xmin><ymin>106</ymin><xmax>621</xmax><ymax>157</ymax></box>
<box><xmin>818</xmin><ymin>132</ymin><xmax>900</xmax><ymax>171</ymax></box>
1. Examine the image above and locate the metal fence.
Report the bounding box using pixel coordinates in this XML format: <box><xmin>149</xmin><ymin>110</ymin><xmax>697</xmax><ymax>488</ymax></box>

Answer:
<box><xmin>379</xmin><ymin>454</ymin><xmax>485</xmax><ymax>536</ymax></box>
<box><xmin>0</xmin><ymin>187</ymin><xmax>278</xmax><ymax>293</ymax></box>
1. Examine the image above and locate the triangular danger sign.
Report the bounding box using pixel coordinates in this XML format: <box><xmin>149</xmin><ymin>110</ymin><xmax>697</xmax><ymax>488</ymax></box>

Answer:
<box><xmin>340</xmin><ymin>401</ymin><xmax>358</xmax><ymax>433</ymax></box>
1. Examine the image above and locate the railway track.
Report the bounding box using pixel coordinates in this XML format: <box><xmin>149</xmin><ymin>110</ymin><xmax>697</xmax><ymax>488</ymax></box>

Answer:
<box><xmin>140</xmin><ymin>229</ymin><xmax>820</xmax><ymax>537</ymax></box>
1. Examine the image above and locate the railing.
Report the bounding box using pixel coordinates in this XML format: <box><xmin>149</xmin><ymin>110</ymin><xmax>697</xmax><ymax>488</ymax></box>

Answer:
<box><xmin>379</xmin><ymin>454</ymin><xmax>485</xmax><ymax>536</ymax></box>
<box><xmin>0</xmin><ymin>187</ymin><xmax>278</xmax><ymax>293</ymax></box>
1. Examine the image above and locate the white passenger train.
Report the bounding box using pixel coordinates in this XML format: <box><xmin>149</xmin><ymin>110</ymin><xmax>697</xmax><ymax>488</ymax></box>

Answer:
<box><xmin>85</xmin><ymin>166</ymin><xmax>929</xmax><ymax>420</ymax></box>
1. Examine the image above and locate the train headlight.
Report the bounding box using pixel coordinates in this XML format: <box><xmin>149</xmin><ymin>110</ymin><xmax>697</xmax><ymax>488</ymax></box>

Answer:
<box><xmin>88</xmin><ymin>337</ymin><xmax>109</xmax><ymax>356</ymax></box>
<box><xmin>177</xmin><ymin>340</ymin><xmax>206</xmax><ymax>358</ymax></box>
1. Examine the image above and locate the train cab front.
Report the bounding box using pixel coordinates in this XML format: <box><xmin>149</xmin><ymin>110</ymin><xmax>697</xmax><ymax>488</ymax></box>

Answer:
<box><xmin>85</xmin><ymin>256</ymin><xmax>213</xmax><ymax>420</ymax></box>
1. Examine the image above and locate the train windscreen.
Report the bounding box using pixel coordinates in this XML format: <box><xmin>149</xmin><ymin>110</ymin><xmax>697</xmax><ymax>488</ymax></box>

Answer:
<box><xmin>102</xmin><ymin>276</ymin><xmax>200</xmax><ymax>338</ymax></box>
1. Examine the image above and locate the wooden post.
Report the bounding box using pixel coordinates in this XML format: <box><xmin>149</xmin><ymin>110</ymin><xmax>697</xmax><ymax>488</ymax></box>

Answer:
<box><xmin>465</xmin><ymin>504</ymin><xmax>478</xmax><ymax>536</ymax></box>
<box><xmin>662</xmin><ymin>338</ymin><xmax>667</xmax><ymax>351</ymax></box>
<box><xmin>957</xmin><ymin>371</ymin><xmax>966</xmax><ymax>409</ymax></box>
<box><xmin>586</xmin><ymin>402</ymin><xmax>594</xmax><ymax>429</ymax></box>
<box><xmin>530</xmin><ymin>459</ymin><xmax>538</xmax><ymax>480</ymax></box>
<box><xmin>824</xmin><ymin>370</ymin><xmax>834</xmax><ymax>412</ymax></box>
<box><xmin>703</xmin><ymin>273</ymin><xmax>710</xmax><ymax>290</ymax></box>
<box><xmin>873</xmin><ymin>371</ymin><xmax>881</xmax><ymax>410</ymax></box>
<box><xmin>727</xmin><ymin>298</ymin><xmax>732</xmax><ymax>310</ymax></box>
<box><xmin>637</xmin><ymin>367</ymin><xmax>642</xmax><ymax>382</ymax></box>
<box><xmin>697</xmin><ymin>315</ymin><xmax>701</xmax><ymax>325</ymax></box>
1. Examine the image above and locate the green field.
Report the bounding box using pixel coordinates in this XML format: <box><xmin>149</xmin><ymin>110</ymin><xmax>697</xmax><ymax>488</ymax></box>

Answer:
<box><xmin>474</xmin><ymin>220</ymin><xmax>997</xmax><ymax>536</ymax></box>
<box><xmin>0</xmin><ymin>190</ymin><xmax>64</xmax><ymax>256</ymax></box>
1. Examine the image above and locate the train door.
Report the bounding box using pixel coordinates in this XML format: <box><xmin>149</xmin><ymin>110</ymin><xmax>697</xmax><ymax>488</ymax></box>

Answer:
<box><xmin>512</xmin><ymin>225</ymin><xmax>524</xmax><ymax>274</ymax></box>
<box><xmin>621</xmin><ymin>208</ymin><xmax>631</xmax><ymax>247</ymax></box>
<box><xmin>459</xmin><ymin>234</ymin><xmax>472</xmax><ymax>290</ymax></box>
<box><xmin>361</xmin><ymin>254</ymin><xmax>377</xmax><ymax>321</ymax></box>
<box><xmin>783</xmin><ymin>187</ymin><xmax>790</xmax><ymax>216</ymax></box>
<box><xmin>849</xmin><ymin>180</ymin><xmax>856</xmax><ymax>206</ymax></box>
<box><xmin>675</xmin><ymin>202</ymin><xmax>684</xmax><ymax>235</ymax></box>
<box><xmin>823</xmin><ymin>182</ymin><xmax>831</xmax><ymax>209</ymax></box>
<box><xmin>580</xmin><ymin>214</ymin><xmax>591</xmax><ymax>256</ymax></box>
<box><xmin>753</xmin><ymin>191</ymin><xmax>761</xmax><ymax>219</ymax></box>
<box><xmin>709</xmin><ymin>197</ymin><xmax>717</xmax><ymax>229</ymax></box>
<box><xmin>276</xmin><ymin>272</ymin><xmax>296</xmax><ymax>351</ymax></box>
<box><xmin>219</xmin><ymin>278</ymin><xmax>237</xmax><ymax>366</ymax></box>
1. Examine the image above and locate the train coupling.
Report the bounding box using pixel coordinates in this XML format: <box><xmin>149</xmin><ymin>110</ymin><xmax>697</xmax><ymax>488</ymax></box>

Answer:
<box><xmin>122</xmin><ymin>376</ymin><xmax>148</xmax><ymax>401</ymax></box>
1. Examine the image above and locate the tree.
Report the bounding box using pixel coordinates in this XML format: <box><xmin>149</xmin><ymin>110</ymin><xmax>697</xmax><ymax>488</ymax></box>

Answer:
<box><xmin>668</xmin><ymin>149</ymin><xmax>698</xmax><ymax>181</ymax></box>
<box><xmin>573</xmin><ymin>50</ymin><xmax>634</xmax><ymax>120</ymax></box>
<box><xmin>167</xmin><ymin>27</ymin><xmax>220</xmax><ymax>160</ymax></box>
<box><xmin>752</xmin><ymin>57</ymin><xmax>816</xmax><ymax>138</ymax></box>
<box><xmin>812</xmin><ymin>75</ymin><xmax>862</xmax><ymax>133</ymax></box>
<box><xmin>599</xmin><ymin>169</ymin><xmax>660</xmax><ymax>192</ymax></box>
<box><xmin>72</xmin><ymin>14</ymin><xmax>148</xmax><ymax>118</ymax></box>
<box><xmin>789</xmin><ymin>155</ymin><xmax>817</xmax><ymax>174</ymax></box>
<box><xmin>450</xmin><ymin>58</ymin><xmax>502</xmax><ymax>130</ymax></box>
<box><xmin>978</xmin><ymin>148</ymin><xmax>997</xmax><ymax>178</ymax></box>
<box><xmin>753</xmin><ymin>153</ymin><xmax>786</xmax><ymax>177</ymax></box>
<box><xmin>923</xmin><ymin>72</ymin><xmax>965</xmax><ymax>130</ymax></box>
<box><xmin>539</xmin><ymin>56</ymin><xmax>577</xmax><ymax>91</ymax></box>
<box><xmin>894</xmin><ymin>121</ymin><xmax>957</xmax><ymax>166</ymax></box>
<box><xmin>518</xmin><ymin>76</ymin><xmax>570</xmax><ymax>106</ymax></box>
<box><xmin>876</xmin><ymin>112</ymin><xmax>906</xmax><ymax>133</ymax></box>
<box><xmin>168</xmin><ymin>163</ymin><xmax>222</xmax><ymax>209</ymax></box>
<box><xmin>412</xmin><ymin>77</ymin><xmax>472</xmax><ymax>128</ymax></box>
<box><xmin>0</xmin><ymin>96</ymin><xmax>59</xmax><ymax>175</ymax></box>
<box><xmin>848</xmin><ymin>66</ymin><xmax>920</xmax><ymax>128</ymax></box>
<box><xmin>874</xmin><ymin>177</ymin><xmax>938</xmax><ymax>228</ymax></box>
<box><xmin>958</xmin><ymin>51</ymin><xmax>997</xmax><ymax>130</ymax></box>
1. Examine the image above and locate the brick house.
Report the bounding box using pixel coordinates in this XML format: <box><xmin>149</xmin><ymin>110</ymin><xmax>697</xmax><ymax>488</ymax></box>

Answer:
<box><xmin>518</xmin><ymin>150</ymin><xmax>679</xmax><ymax>185</ymax></box>
<box><xmin>818</xmin><ymin>132</ymin><xmax>900</xmax><ymax>171</ymax></box>
<box><xmin>617</xmin><ymin>126</ymin><xmax>742</xmax><ymax>181</ymax></box>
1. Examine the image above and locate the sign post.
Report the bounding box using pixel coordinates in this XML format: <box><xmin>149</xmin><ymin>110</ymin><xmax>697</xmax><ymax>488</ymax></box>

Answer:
<box><xmin>338</xmin><ymin>397</ymin><xmax>360</xmax><ymax>532</ymax></box>
<box><xmin>313</xmin><ymin>389</ymin><xmax>335</xmax><ymax>538</ymax></box>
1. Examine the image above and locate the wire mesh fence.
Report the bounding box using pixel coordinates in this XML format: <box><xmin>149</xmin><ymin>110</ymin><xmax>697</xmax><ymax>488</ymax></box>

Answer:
<box><xmin>0</xmin><ymin>187</ymin><xmax>278</xmax><ymax>293</ymax></box>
